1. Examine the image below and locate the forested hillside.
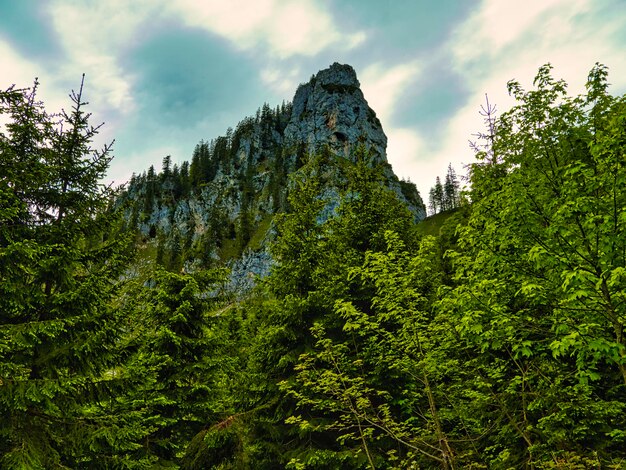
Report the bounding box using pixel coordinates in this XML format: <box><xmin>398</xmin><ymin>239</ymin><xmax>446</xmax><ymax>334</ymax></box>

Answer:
<box><xmin>116</xmin><ymin>63</ymin><xmax>425</xmax><ymax>286</ymax></box>
<box><xmin>2</xmin><ymin>63</ymin><xmax>626</xmax><ymax>469</ymax></box>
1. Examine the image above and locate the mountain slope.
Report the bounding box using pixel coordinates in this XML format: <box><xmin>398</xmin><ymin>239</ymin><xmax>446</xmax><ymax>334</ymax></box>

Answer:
<box><xmin>117</xmin><ymin>63</ymin><xmax>425</xmax><ymax>275</ymax></box>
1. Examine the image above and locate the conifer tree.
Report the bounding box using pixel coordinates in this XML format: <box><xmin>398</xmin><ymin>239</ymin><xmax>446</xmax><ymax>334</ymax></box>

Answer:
<box><xmin>247</xmin><ymin>147</ymin><xmax>419</xmax><ymax>467</ymax></box>
<box><xmin>428</xmin><ymin>176</ymin><xmax>444</xmax><ymax>215</ymax></box>
<box><xmin>144</xmin><ymin>164</ymin><xmax>156</xmax><ymax>215</ymax></box>
<box><xmin>128</xmin><ymin>268</ymin><xmax>231</xmax><ymax>464</ymax></box>
<box><xmin>0</xmin><ymin>78</ymin><xmax>141</xmax><ymax>467</ymax></box>
<box><xmin>179</xmin><ymin>160</ymin><xmax>191</xmax><ymax>196</ymax></box>
<box><xmin>161</xmin><ymin>154</ymin><xmax>172</xmax><ymax>180</ymax></box>
<box><xmin>189</xmin><ymin>143</ymin><xmax>202</xmax><ymax>188</ymax></box>
<box><xmin>443</xmin><ymin>163</ymin><xmax>459</xmax><ymax>210</ymax></box>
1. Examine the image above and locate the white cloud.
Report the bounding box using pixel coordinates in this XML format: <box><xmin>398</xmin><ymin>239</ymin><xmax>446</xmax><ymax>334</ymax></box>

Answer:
<box><xmin>169</xmin><ymin>0</ymin><xmax>365</xmax><ymax>59</ymax></box>
<box><xmin>386</xmin><ymin>127</ymin><xmax>426</xmax><ymax>180</ymax></box>
<box><xmin>405</xmin><ymin>0</ymin><xmax>626</xmax><ymax>201</ymax></box>
<box><xmin>261</xmin><ymin>66</ymin><xmax>302</xmax><ymax>96</ymax></box>
<box><xmin>358</xmin><ymin>61</ymin><xmax>424</xmax><ymax>195</ymax></box>
<box><xmin>0</xmin><ymin>41</ymin><xmax>40</xmax><ymax>90</ymax></box>
<box><xmin>451</xmin><ymin>0</ymin><xmax>591</xmax><ymax>71</ymax></box>
<box><xmin>0</xmin><ymin>40</ymin><xmax>69</xmax><ymax>131</ymax></box>
<box><xmin>360</xmin><ymin>61</ymin><xmax>421</xmax><ymax>125</ymax></box>
<box><xmin>47</xmin><ymin>0</ymin><xmax>146</xmax><ymax>115</ymax></box>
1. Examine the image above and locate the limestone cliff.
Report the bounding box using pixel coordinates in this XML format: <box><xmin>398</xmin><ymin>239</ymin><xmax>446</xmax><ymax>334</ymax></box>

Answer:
<box><xmin>284</xmin><ymin>63</ymin><xmax>423</xmax><ymax>215</ymax></box>
<box><xmin>119</xmin><ymin>63</ymin><xmax>426</xmax><ymax>284</ymax></box>
<box><xmin>285</xmin><ymin>63</ymin><xmax>387</xmax><ymax>162</ymax></box>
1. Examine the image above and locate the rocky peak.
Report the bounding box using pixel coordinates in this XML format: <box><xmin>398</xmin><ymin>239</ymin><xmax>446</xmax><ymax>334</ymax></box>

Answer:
<box><xmin>317</xmin><ymin>62</ymin><xmax>360</xmax><ymax>91</ymax></box>
<box><xmin>285</xmin><ymin>63</ymin><xmax>387</xmax><ymax>163</ymax></box>
<box><xmin>119</xmin><ymin>62</ymin><xmax>426</xmax><ymax>286</ymax></box>
<box><xmin>284</xmin><ymin>63</ymin><xmax>425</xmax><ymax>219</ymax></box>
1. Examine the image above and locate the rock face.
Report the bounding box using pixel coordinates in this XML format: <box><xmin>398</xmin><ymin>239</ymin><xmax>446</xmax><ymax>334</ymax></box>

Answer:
<box><xmin>284</xmin><ymin>63</ymin><xmax>424</xmax><ymax>217</ymax></box>
<box><xmin>120</xmin><ymin>63</ymin><xmax>426</xmax><ymax>292</ymax></box>
<box><xmin>285</xmin><ymin>63</ymin><xmax>387</xmax><ymax>164</ymax></box>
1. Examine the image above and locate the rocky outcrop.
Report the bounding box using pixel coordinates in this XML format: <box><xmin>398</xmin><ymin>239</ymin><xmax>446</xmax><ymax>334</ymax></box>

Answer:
<box><xmin>120</xmin><ymin>62</ymin><xmax>426</xmax><ymax>292</ymax></box>
<box><xmin>285</xmin><ymin>63</ymin><xmax>387</xmax><ymax>164</ymax></box>
<box><xmin>284</xmin><ymin>63</ymin><xmax>425</xmax><ymax>218</ymax></box>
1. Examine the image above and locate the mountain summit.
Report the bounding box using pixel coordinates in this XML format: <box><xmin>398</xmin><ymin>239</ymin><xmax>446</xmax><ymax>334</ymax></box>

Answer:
<box><xmin>119</xmin><ymin>63</ymin><xmax>425</xmax><ymax>278</ymax></box>
<box><xmin>285</xmin><ymin>63</ymin><xmax>387</xmax><ymax>163</ymax></box>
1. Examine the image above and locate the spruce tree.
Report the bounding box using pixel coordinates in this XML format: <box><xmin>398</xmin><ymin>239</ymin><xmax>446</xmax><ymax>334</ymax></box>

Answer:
<box><xmin>128</xmin><ymin>268</ymin><xmax>231</xmax><ymax>464</ymax></box>
<box><xmin>244</xmin><ymin>148</ymin><xmax>419</xmax><ymax>467</ymax></box>
<box><xmin>161</xmin><ymin>154</ymin><xmax>172</xmax><ymax>180</ymax></box>
<box><xmin>443</xmin><ymin>163</ymin><xmax>459</xmax><ymax>211</ymax></box>
<box><xmin>0</xmin><ymin>79</ymin><xmax>142</xmax><ymax>467</ymax></box>
<box><xmin>428</xmin><ymin>176</ymin><xmax>444</xmax><ymax>215</ymax></box>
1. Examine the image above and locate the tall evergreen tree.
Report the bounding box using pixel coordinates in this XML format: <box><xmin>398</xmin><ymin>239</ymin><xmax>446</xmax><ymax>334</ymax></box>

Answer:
<box><xmin>244</xmin><ymin>148</ymin><xmax>419</xmax><ymax>467</ymax></box>
<box><xmin>179</xmin><ymin>160</ymin><xmax>191</xmax><ymax>196</ymax></box>
<box><xmin>128</xmin><ymin>268</ymin><xmax>231</xmax><ymax>464</ymax></box>
<box><xmin>0</xmin><ymin>78</ymin><xmax>141</xmax><ymax>467</ymax></box>
<box><xmin>161</xmin><ymin>154</ymin><xmax>172</xmax><ymax>180</ymax></box>
<box><xmin>189</xmin><ymin>143</ymin><xmax>202</xmax><ymax>188</ymax></box>
<box><xmin>144</xmin><ymin>164</ymin><xmax>156</xmax><ymax>215</ymax></box>
<box><xmin>443</xmin><ymin>163</ymin><xmax>459</xmax><ymax>211</ymax></box>
<box><xmin>428</xmin><ymin>176</ymin><xmax>444</xmax><ymax>215</ymax></box>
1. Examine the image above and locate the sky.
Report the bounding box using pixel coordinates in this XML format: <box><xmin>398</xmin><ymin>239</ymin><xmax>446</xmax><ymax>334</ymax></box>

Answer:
<box><xmin>1</xmin><ymin>0</ymin><xmax>625</xmax><ymax>199</ymax></box>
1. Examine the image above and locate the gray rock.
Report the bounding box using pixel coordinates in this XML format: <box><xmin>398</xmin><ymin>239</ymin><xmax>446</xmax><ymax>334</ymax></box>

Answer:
<box><xmin>121</xmin><ymin>62</ymin><xmax>426</xmax><ymax>285</ymax></box>
<box><xmin>284</xmin><ymin>62</ymin><xmax>425</xmax><ymax>218</ymax></box>
<box><xmin>285</xmin><ymin>63</ymin><xmax>386</xmax><ymax>163</ymax></box>
<box><xmin>227</xmin><ymin>249</ymin><xmax>273</xmax><ymax>296</ymax></box>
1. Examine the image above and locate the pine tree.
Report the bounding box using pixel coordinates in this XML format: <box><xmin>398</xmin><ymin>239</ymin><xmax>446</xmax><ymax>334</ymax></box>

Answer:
<box><xmin>189</xmin><ymin>143</ymin><xmax>202</xmax><ymax>188</ymax></box>
<box><xmin>169</xmin><ymin>230</ymin><xmax>183</xmax><ymax>272</ymax></box>
<box><xmin>443</xmin><ymin>163</ymin><xmax>459</xmax><ymax>211</ymax></box>
<box><xmin>179</xmin><ymin>160</ymin><xmax>191</xmax><ymax>196</ymax></box>
<box><xmin>0</xmin><ymin>78</ymin><xmax>143</xmax><ymax>467</ymax></box>
<box><xmin>245</xmin><ymin>148</ymin><xmax>419</xmax><ymax>467</ymax></box>
<box><xmin>129</xmin><ymin>268</ymin><xmax>231</xmax><ymax>464</ymax></box>
<box><xmin>161</xmin><ymin>154</ymin><xmax>172</xmax><ymax>180</ymax></box>
<box><xmin>144</xmin><ymin>164</ymin><xmax>156</xmax><ymax>215</ymax></box>
<box><xmin>428</xmin><ymin>176</ymin><xmax>444</xmax><ymax>215</ymax></box>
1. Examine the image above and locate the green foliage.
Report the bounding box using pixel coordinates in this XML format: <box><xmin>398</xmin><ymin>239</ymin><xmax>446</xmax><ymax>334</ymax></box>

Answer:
<box><xmin>123</xmin><ymin>267</ymin><xmax>233</xmax><ymax>463</ymax></box>
<box><xmin>448</xmin><ymin>63</ymin><xmax>626</xmax><ymax>466</ymax></box>
<box><xmin>281</xmin><ymin>232</ymin><xmax>459</xmax><ymax>468</ymax></box>
<box><xmin>428</xmin><ymin>164</ymin><xmax>461</xmax><ymax>215</ymax></box>
<box><xmin>251</xmin><ymin>148</ymin><xmax>427</xmax><ymax>467</ymax></box>
<box><xmin>4</xmin><ymin>64</ymin><xmax>626</xmax><ymax>469</ymax></box>
<box><xmin>428</xmin><ymin>176</ymin><xmax>444</xmax><ymax>215</ymax></box>
<box><xmin>0</xmin><ymin>78</ymin><xmax>142</xmax><ymax>467</ymax></box>
<box><xmin>398</xmin><ymin>178</ymin><xmax>424</xmax><ymax>215</ymax></box>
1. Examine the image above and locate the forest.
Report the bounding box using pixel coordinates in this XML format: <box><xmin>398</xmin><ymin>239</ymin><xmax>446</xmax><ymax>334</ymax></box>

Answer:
<box><xmin>1</xmin><ymin>64</ymin><xmax>626</xmax><ymax>469</ymax></box>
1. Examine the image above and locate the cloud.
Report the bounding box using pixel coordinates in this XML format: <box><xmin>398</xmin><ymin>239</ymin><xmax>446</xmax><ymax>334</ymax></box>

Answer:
<box><xmin>47</xmin><ymin>0</ymin><xmax>161</xmax><ymax>115</ymax></box>
<box><xmin>169</xmin><ymin>0</ymin><xmax>365</xmax><ymax>59</ymax></box>
<box><xmin>386</xmin><ymin>128</ymin><xmax>426</xmax><ymax>181</ymax></box>
<box><xmin>0</xmin><ymin>40</ymin><xmax>37</xmax><ymax>131</ymax></box>
<box><xmin>358</xmin><ymin>61</ymin><xmax>424</xmax><ymax>195</ymax></box>
<box><xmin>360</xmin><ymin>61</ymin><xmax>421</xmax><ymax>125</ymax></box>
<box><xmin>447</xmin><ymin>0</ymin><xmax>626</xmax><ymax>94</ymax></box>
<box><xmin>450</xmin><ymin>0</ymin><xmax>590</xmax><ymax>72</ymax></box>
<box><xmin>0</xmin><ymin>40</ymin><xmax>70</xmax><ymax>131</ymax></box>
<box><xmin>44</xmin><ymin>0</ymin><xmax>173</xmax><ymax>152</ymax></box>
<box><xmin>405</xmin><ymin>0</ymin><xmax>626</xmax><ymax>201</ymax></box>
<box><xmin>41</xmin><ymin>0</ymin><xmax>368</xmax><ymax>147</ymax></box>
<box><xmin>0</xmin><ymin>40</ymin><xmax>40</xmax><ymax>90</ymax></box>
<box><xmin>260</xmin><ymin>66</ymin><xmax>303</xmax><ymax>96</ymax></box>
